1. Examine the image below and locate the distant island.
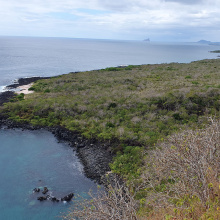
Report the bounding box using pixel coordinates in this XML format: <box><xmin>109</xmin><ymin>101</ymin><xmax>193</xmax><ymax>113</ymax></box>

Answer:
<box><xmin>197</xmin><ymin>39</ymin><xmax>220</xmax><ymax>45</ymax></box>
<box><xmin>197</xmin><ymin>40</ymin><xmax>211</xmax><ymax>44</ymax></box>
<box><xmin>144</xmin><ymin>38</ymin><xmax>150</xmax><ymax>42</ymax></box>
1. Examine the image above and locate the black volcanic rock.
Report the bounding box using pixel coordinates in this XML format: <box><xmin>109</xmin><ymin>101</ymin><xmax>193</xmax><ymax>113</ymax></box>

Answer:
<box><xmin>6</xmin><ymin>76</ymin><xmax>51</xmax><ymax>89</ymax></box>
<box><xmin>37</xmin><ymin>196</ymin><xmax>47</xmax><ymax>201</ymax></box>
<box><xmin>33</xmin><ymin>188</ymin><xmax>40</xmax><ymax>193</ymax></box>
<box><xmin>42</xmin><ymin>187</ymin><xmax>49</xmax><ymax>194</ymax></box>
<box><xmin>0</xmin><ymin>91</ymin><xmax>16</xmax><ymax>106</ymax></box>
<box><xmin>77</xmin><ymin>143</ymin><xmax>113</xmax><ymax>183</ymax></box>
<box><xmin>61</xmin><ymin>193</ymin><xmax>74</xmax><ymax>202</ymax></box>
<box><xmin>51</xmin><ymin>197</ymin><xmax>60</xmax><ymax>202</ymax></box>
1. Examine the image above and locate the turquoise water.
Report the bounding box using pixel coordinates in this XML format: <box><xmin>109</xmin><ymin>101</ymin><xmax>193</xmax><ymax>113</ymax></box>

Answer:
<box><xmin>0</xmin><ymin>128</ymin><xmax>98</xmax><ymax>220</ymax></box>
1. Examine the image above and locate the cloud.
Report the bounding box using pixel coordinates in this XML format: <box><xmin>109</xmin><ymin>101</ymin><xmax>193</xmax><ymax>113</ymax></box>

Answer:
<box><xmin>164</xmin><ymin>0</ymin><xmax>204</xmax><ymax>4</ymax></box>
<box><xmin>0</xmin><ymin>0</ymin><xmax>219</xmax><ymax>41</ymax></box>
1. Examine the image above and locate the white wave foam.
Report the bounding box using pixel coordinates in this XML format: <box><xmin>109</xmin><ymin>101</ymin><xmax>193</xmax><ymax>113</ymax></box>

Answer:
<box><xmin>0</xmin><ymin>86</ymin><xmax>7</xmax><ymax>92</ymax></box>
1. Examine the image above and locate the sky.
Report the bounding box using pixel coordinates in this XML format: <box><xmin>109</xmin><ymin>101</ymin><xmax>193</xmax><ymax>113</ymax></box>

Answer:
<box><xmin>0</xmin><ymin>0</ymin><xmax>220</xmax><ymax>41</ymax></box>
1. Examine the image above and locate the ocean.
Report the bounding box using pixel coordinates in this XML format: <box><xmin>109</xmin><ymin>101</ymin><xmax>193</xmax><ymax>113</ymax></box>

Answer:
<box><xmin>0</xmin><ymin>36</ymin><xmax>219</xmax><ymax>89</ymax></box>
<box><xmin>0</xmin><ymin>36</ymin><xmax>220</xmax><ymax>219</ymax></box>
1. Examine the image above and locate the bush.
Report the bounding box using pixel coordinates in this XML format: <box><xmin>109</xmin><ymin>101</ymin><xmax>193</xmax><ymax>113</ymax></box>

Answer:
<box><xmin>142</xmin><ymin>118</ymin><xmax>220</xmax><ymax>218</ymax></box>
<box><xmin>110</xmin><ymin>146</ymin><xmax>143</xmax><ymax>179</ymax></box>
<box><xmin>104</xmin><ymin>67</ymin><xmax>121</xmax><ymax>71</ymax></box>
<box><xmin>44</xmin><ymin>89</ymin><xmax>50</xmax><ymax>93</ymax></box>
<box><xmin>185</xmin><ymin>75</ymin><xmax>192</xmax><ymax>79</ymax></box>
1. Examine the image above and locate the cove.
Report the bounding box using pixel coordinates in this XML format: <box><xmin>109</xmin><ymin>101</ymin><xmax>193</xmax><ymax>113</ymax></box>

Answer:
<box><xmin>0</xmin><ymin>128</ymin><xmax>98</xmax><ymax>220</ymax></box>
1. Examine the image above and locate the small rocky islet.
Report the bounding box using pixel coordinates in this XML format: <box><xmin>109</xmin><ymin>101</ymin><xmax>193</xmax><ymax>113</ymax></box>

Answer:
<box><xmin>33</xmin><ymin>186</ymin><xmax>74</xmax><ymax>202</ymax></box>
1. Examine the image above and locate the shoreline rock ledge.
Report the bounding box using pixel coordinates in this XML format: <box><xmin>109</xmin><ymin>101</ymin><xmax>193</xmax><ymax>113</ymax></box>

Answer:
<box><xmin>50</xmin><ymin>126</ymin><xmax>114</xmax><ymax>184</ymax></box>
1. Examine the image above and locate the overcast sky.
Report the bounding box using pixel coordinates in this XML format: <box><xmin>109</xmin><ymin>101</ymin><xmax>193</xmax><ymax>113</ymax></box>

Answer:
<box><xmin>0</xmin><ymin>0</ymin><xmax>219</xmax><ymax>41</ymax></box>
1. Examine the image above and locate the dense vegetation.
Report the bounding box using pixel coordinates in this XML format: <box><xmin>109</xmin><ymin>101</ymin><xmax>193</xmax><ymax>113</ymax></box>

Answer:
<box><xmin>2</xmin><ymin>60</ymin><xmax>220</xmax><ymax>147</ymax></box>
<box><xmin>1</xmin><ymin>59</ymin><xmax>220</xmax><ymax>219</ymax></box>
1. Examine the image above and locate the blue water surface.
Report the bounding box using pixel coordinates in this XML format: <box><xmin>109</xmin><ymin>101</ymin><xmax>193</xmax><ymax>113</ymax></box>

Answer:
<box><xmin>0</xmin><ymin>37</ymin><xmax>220</xmax><ymax>87</ymax></box>
<box><xmin>0</xmin><ymin>128</ymin><xmax>98</xmax><ymax>220</ymax></box>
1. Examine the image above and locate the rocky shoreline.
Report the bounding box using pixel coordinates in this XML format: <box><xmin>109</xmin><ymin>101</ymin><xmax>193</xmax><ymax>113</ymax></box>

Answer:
<box><xmin>6</xmin><ymin>76</ymin><xmax>51</xmax><ymax>89</ymax></box>
<box><xmin>0</xmin><ymin>117</ymin><xmax>114</xmax><ymax>184</ymax></box>
<box><xmin>0</xmin><ymin>77</ymin><xmax>114</xmax><ymax>184</ymax></box>
<box><xmin>0</xmin><ymin>77</ymin><xmax>50</xmax><ymax>105</ymax></box>
<box><xmin>0</xmin><ymin>91</ymin><xmax>16</xmax><ymax>106</ymax></box>
<box><xmin>50</xmin><ymin>126</ymin><xmax>114</xmax><ymax>184</ymax></box>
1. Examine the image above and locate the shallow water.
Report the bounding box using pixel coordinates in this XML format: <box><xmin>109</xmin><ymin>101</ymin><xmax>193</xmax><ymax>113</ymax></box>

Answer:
<box><xmin>0</xmin><ymin>128</ymin><xmax>98</xmax><ymax>220</ymax></box>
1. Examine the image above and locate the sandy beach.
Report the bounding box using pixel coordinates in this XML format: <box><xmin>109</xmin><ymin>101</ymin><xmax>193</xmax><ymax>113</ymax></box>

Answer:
<box><xmin>16</xmin><ymin>83</ymin><xmax>34</xmax><ymax>95</ymax></box>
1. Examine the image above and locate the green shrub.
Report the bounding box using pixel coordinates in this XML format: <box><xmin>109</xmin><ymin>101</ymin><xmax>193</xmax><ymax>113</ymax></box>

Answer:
<box><xmin>44</xmin><ymin>89</ymin><xmax>50</xmax><ymax>93</ymax></box>
<box><xmin>124</xmin><ymin>65</ymin><xmax>136</xmax><ymax>70</ymax></box>
<box><xmin>104</xmin><ymin>67</ymin><xmax>121</xmax><ymax>71</ymax></box>
<box><xmin>110</xmin><ymin>146</ymin><xmax>143</xmax><ymax>179</ymax></box>
<box><xmin>185</xmin><ymin>75</ymin><xmax>192</xmax><ymax>79</ymax></box>
<box><xmin>192</xmin><ymin>81</ymin><xmax>199</xmax><ymax>85</ymax></box>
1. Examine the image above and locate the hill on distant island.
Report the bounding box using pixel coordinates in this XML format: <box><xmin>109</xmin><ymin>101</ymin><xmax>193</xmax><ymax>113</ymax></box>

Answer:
<box><xmin>197</xmin><ymin>40</ymin><xmax>220</xmax><ymax>45</ymax></box>
<box><xmin>197</xmin><ymin>40</ymin><xmax>211</xmax><ymax>44</ymax></box>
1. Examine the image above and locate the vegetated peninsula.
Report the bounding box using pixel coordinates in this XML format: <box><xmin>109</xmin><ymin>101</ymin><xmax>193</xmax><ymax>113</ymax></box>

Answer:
<box><xmin>0</xmin><ymin>59</ymin><xmax>219</xmax><ymax>219</ymax></box>
<box><xmin>210</xmin><ymin>50</ymin><xmax>220</xmax><ymax>53</ymax></box>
